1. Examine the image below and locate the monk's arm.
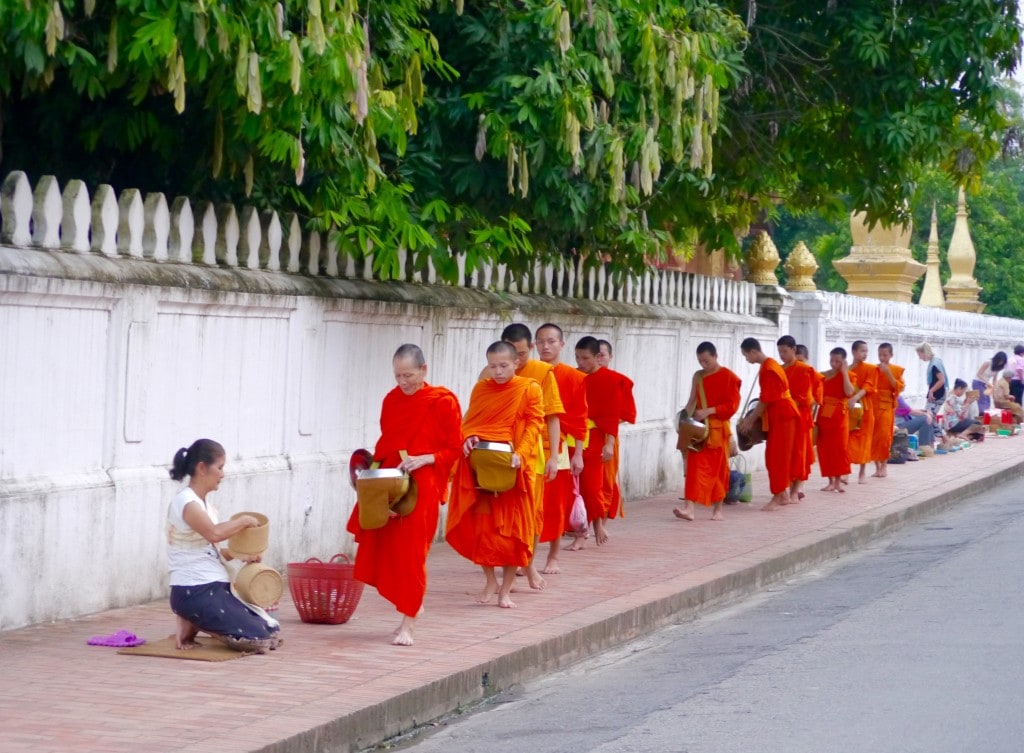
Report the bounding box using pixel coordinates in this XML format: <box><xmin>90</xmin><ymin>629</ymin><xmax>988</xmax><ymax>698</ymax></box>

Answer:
<box><xmin>683</xmin><ymin>372</ymin><xmax>699</xmax><ymax>415</ymax></box>
<box><xmin>842</xmin><ymin>369</ymin><xmax>855</xmax><ymax>397</ymax></box>
<box><xmin>544</xmin><ymin>414</ymin><xmax>560</xmax><ymax>480</ymax></box>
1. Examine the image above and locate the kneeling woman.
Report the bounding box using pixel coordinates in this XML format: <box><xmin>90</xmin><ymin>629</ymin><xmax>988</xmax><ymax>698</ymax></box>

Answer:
<box><xmin>167</xmin><ymin>438</ymin><xmax>281</xmax><ymax>652</ymax></box>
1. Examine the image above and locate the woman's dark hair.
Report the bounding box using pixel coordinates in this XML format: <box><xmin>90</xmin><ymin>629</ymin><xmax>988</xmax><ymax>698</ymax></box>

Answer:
<box><xmin>991</xmin><ymin>351</ymin><xmax>1008</xmax><ymax>372</ymax></box>
<box><xmin>1014</xmin><ymin>344</ymin><xmax>1024</xmax><ymax>357</ymax></box>
<box><xmin>954</xmin><ymin>378</ymin><xmax>968</xmax><ymax>391</ymax></box>
<box><xmin>170</xmin><ymin>439</ymin><xmax>225</xmax><ymax>481</ymax></box>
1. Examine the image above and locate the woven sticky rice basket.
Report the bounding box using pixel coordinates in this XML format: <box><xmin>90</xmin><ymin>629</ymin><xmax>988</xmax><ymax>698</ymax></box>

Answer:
<box><xmin>234</xmin><ymin>563</ymin><xmax>283</xmax><ymax>608</ymax></box>
<box><xmin>287</xmin><ymin>554</ymin><xmax>364</xmax><ymax>624</ymax></box>
<box><xmin>227</xmin><ymin>512</ymin><xmax>270</xmax><ymax>556</ymax></box>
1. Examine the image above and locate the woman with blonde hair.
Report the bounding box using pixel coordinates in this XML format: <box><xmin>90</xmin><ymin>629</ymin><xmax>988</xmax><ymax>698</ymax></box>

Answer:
<box><xmin>915</xmin><ymin>342</ymin><xmax>948</xmax><ymax>414</ymax></box>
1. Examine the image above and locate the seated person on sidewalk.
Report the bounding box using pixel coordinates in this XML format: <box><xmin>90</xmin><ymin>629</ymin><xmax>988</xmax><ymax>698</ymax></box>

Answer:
<box><xmin>894</xmin><ymin>396</ymin><xmax>936</xmax><ymax>454</ymax></box>
<box><xmin>993</xmin><ymin>369</ymin><xmax>1024</xmax><ymax>423</ymax></box>
<box><xmin>939</xmin><ymin>380</ymin><xmax>984</xmax><ymax>439</ymax></box>
<box><xmin>167</xmin><ymin>438</ymin><xmax>282</xmax><ymax>652</ymax></box>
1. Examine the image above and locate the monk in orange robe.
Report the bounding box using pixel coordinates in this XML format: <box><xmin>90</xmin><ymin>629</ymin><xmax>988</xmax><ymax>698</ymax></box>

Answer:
<box><xmin>871</xmin><ymin>342</ymin><xmax>905</xmax><ymax>478</ymax></box>
<box><xmin>446</xmin><ymin>341</ymin><xmax>545</xmax><ymax>609</ymax></box>
<box><xmin>597</xmin><ymin>340</ymin><xmax>636</xmax><ymax>519</ymax></box>
<box><xmin>817</xmin><ymin>347</ymin><xmax>856</xmax><ymax>492</ymax></box>
<box><xmin>738</xmin><ymin>337</ymin><xmax>802</xmax><ymax>511</ymax></box>
<box><xmin>847</xmin><ymin>340</ymin><xmax>879</xmax><ymax>484</ymax></box>
<box><xmin>796</xmin><ymin>343</ymin><xmax>824</xmax><ymax>469</ymax></box>
<box><xmin>778</xmin><ymin>335</ymin><xmax>815</xmax><ymax>502</ymax></box>
<box><xmin>346</xmin><ymin>344</ymin><xmax>463</xmax><ymax>645</ymax></box>
<box><xmin>535</xmin><ymin>323</ymin><xmax>588</xmax><ymax>574</ymax></box>
<box><xmin>672</xmin><ymin>341</ymin><xmax>741</xmax><ymax>521</ymax></box>
<box><xmin>496</xmin><ymin>323</ymin><xmax>563</xmax><ymax>590</ymax></box>
<box><xmin>573</xmin><ymin>336</ymin><xmax>621</xmax><ymax>547</ymax></box>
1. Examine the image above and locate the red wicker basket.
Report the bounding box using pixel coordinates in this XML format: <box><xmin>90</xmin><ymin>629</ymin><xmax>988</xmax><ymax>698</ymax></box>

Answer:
<box><xmin>286</xmin><ymin>554</ymin><xmax>365</xmax><ymax>624</ymax></box>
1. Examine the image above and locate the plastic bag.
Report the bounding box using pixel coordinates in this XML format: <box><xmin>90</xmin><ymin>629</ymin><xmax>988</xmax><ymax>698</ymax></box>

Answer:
<box><xmin>568</xmin><ymin>475</ymin><xmax>588</xmax><ymax>533</ymax></box>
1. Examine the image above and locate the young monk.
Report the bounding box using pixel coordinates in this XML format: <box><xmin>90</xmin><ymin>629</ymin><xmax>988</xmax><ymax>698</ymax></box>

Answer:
<box><xmin>673</xmin><ymin>341</ymin><xmax>741</xmax><ymax>522</ymax></box>
<box><xmin>593</xmin><ymin>340</ymin><xmax>630</xmax><ymax>518</ymax></box>
<box><xmin>535</xmin><ymin>323</ymin><xmax>588</xmax><ymax>574</ymax></box>
<box><xmin>573</xmin><ymin>336</ymin><xmax>621</xmax><ymax>547</ymax></box>
<box><xmin>346</xmin><ymin>344</ymin><xmax>463</xmax><ymax>645</ymax></box>
<box><xmin>847</xmin><ymin>340</ymin><xmax>878</xmax><ymax>484</ymax></box>
<box><xmin>738</xmin><ymin>337</ymin><xmax>802</xmax><ymax>511</ymax></box>
<box><xmin>778</xmin><ymin>335</ymin><xmax>815</xmax><ymax>502</ymax></box>
<box><xmin>446</xmin><ymin>341</ymin><xmax>545</xmax><ymax>609</ymax></box>
<box><xmin>817</xmin><ymin>347</ymin><xmax>857</xmax><ymax>492</ymax></box>
<box><xmin>496</xmin><ymin>323</ymin><xmax>563</xmax><ymax>590</ymax></box>
<box><xmin>871</xmin><ymin>343</ymin><xmax>905</xmax><ymax>478</ymax></box>
<box><xmin>596</xmin><ymin>340</ymin><xmax>636</xmax><ymax>519</ymax></box>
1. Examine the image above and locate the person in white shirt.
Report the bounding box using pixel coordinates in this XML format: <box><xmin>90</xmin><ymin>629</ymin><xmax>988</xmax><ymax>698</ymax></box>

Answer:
<box><xmin>167</xmin><ymin>438</ymin><xmax>281</xmax><ymax>652</ymax></box>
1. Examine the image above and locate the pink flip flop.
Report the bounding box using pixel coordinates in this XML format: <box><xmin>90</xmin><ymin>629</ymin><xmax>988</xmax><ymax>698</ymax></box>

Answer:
<box><xmin>87</xmin><ymin>629</ymin><xmax>146</xmax><ymax>648</ymax></box>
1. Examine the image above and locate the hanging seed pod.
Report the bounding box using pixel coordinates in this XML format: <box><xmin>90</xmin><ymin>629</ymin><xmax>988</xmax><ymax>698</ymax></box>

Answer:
<box><xmin>107</xmin><ymin>17</ymin><xmax>118</xmax><ymax>73</ymax></box>
<box><xmin>518</xmin><ymin>147</ymin><xmax>530</xmax><ymax>198</ymax></box>
<box><xmin>295</xmin><ymin>136</ymin><xmax>306</xmax><ymax>185</ymax></box>
<box><xmin>609</xmin><ymin>138</ymin><xmax>624</xmax><ymax>204</ymax></box>
<box><xmin>290</xmin><ymin>37</ymin><xmax>302</xmax><ymax>94</ymax></box>
<box><xmin>217</xmin><ymin>23</ymin><xmax>230</xmax><ymax>54</ymax></box>
<box><xmin>599</xmin><ymin>99</ymin><xmax>609</xmax><ymax>124</ymax></box>
<box><xmin>474</xmin><ymin>115</ymin><xmax>487</xmax><ymax>161</ymax></box>
<box><xmin>665</xmin><ymin>44</ymin><xmax>676</xmax><ymax>89</ymax></box>
<box><xmin>507</xmin><ymin>140</ymin><xmax>517</xmax><ymax>195</ymax></box>
<box><xmin>558</xmin><ymin>9</ymin><xmax>572</xmax><ymax>54</ymax></box>
<box><xmin>235</xmin><ymin>37</ymin><xmax>249</xmax><ymax>97</ymax></box>
<box><xmin>630</xmin><ymin>160</ymin><xmax>640</xmax><ymax>192</ymax></box>
<box><xmin>275</xmin><ymin>3</ymin><xmax>285</xmax><ymax>37</ymax></box>
<box><xmin>455</xmin><ymin>0</ymin><xmax>464</xmax><ymax>15</ymax></box>
<box><xmin>690</xmin><ymin>109</ymin><xmax>703</xmax><ymax>169</ymax></box>
<box><xmin>173</xmin><ymin>52</ymin><xmax>186</xmax><ymax>113</ymax></box>
<box><xmin>355</xmin><ymin>58</ymin><xmax>369</xmax><ymax>124</ymax></box>
<box><xmin>44</xmin><ymin>0</ymin><xmax>64</xmax><ymax>56</ymax></box>
<box><xmin>85</xmin><ymin>0</ymin><xmax>95</xmax><ymax>17</ymax></box>
<box><xmin>244</xmin><ymin>155</ymin><xmax>254</xmax><ymax>197</ymax></box>
<box><xmin>194</xmin><ymin>13</ymin><xmax>207</xmax><ymax>50</ymax></box>
<box><xmin>212</xmin><ymin>110</ymin><xmax>224</xmax><ymax>178</ymax></box>
<box><xmin>247</xmin><ymin>53</ymin><xmax>263</xmax><ymax>114</ymax></box>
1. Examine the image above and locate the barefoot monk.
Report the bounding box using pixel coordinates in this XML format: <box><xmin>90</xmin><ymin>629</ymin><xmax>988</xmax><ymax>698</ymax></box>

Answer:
<box><xmin>346</xmin><ymin>344</ymin><xmax>463</xmax><ymax>645</ymax></box>
<box><xmin>778</xmin><ymin>335</ymin><xmax>815</xmax><ymax>503</ymax></box>
<box><xmin>817</xmin><ymin>347</ymin><xmax>856</xmax><ymax>492</ymax></box>
<box><xmin>848</xmin><ymin>340</ymin><xmax>878</xmax><ymax>484</ymax></box>
<box><xmin>446</xmin><ymin>341</ymin><xmax>545</xmax><ymax>609</ymax></box>
<box><xmin>871</xmin><ymin>343</ymin><xmax>905</xmax><ymax>478</ymax></box>
<box><xmin>673</xmin><ymin>341</ymin><xmax>741</xmax><ymax>522</ymax></box>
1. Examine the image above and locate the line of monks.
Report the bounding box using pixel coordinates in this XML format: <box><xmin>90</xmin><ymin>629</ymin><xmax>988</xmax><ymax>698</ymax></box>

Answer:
<box><xmin>344</xmin><ymin>329</ymin><xmax>903</xmax><ymax>646</ymax></box>
<box><xmin>675</xmin><ymin>336</ymin><xmax>904</xmax><ymax>520</ymax></box>
<box><xmin>345</xmin><ymin>323</ymin><xmax>635</xmax><ymax>645</ymax></box>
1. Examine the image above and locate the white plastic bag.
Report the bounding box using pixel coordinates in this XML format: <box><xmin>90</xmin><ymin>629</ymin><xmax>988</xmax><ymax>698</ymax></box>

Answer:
<box><xmin>568</xmin><ymin>475</ymin><xmax>588</xmax><ymax>533</ymax></box>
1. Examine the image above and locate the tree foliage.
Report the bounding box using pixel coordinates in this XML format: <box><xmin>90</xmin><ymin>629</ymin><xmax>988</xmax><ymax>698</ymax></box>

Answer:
<box><xmin>0</xmin><ymin>1</ymin><xmax>1020</xmax><ymax>279</ymax></box>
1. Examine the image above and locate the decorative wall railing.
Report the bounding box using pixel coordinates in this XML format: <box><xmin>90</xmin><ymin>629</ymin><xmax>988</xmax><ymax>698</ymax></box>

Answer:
<box><xmin>0</xmin><ymin>171</ymin><xmax>757</xmax><ymax>316</ymax></box>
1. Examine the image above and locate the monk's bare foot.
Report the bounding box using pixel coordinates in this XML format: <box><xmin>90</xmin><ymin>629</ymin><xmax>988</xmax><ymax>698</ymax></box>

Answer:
<box><xmin>672</xmin><ymin>507</ymin><xmax>695</xmax><ymax>521</ymax></box>
<box><xmin>836</xmin><ymin>486</ymin><xmax>846</xmax><ymax>493</ymax></box>
<box><xmin>840</xmin><ymin>476</ymin><xmax>849</xmax><ymax>485</ymax></box>
<box><xmin>821</xmin><ymin>483</ymin><xmax>836</xmax><ymax>492</ymax></box>
<box><xmin>515</xmin><ymin>567</ymin><xmax>525</xmax><ymax>576</ymax></box>
<box><xmin>798</xmin><ymin>492</ymin><xmax>806</xmax><ymax>500</ymax></box>
<box><xmin>594</xmin><ymin>518</ymin><xmax>609</xmax><ymax>545</ymax></box>
<box><xmin>392</xmin><ymin>615</ymin><xmax>416</xmax><ymax>646</ymax></box>
<box><xmin>175</xmin><ymin>616</ymin><xmax>200</xmax><ymax>650</ymax></box>
<box><xmin>497</xmin><ymin>593</ymin><xmax>517</xmax><ymax>609</ymax></box>
<box><xmin>525</xmin><ymin>564</ymin><xmax>546</xmax><ymax>591</ymax></box>
<box><xmin>858</xmin><ymin>470</ymin><xmax>867</xmax><ymax>484</ymax></box>
<box><xmin>710</xmin><ymin>503</ymin><xmax>724</xmax><ymax>521</ymax></box>
<box><xmin>762</xmin><ymin>494</ymin><xmax>787</xmax><ymax>511</ymax></box>
<box><xmin>541</xmin><ymin>558</ymin><xmax>561</xmax><ymax>575</ymax></box>
<box><xmin>567</xmin><ymin>534</ymin><xmax>585</xmax><ymax>551</ymax></box>
<box><xmin>476</xmin><ymin>585</ymin><xmax>495</xmax><ymax>603</ymax></box>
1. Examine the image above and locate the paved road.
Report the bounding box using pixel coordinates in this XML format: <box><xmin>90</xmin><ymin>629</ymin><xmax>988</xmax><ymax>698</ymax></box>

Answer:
<box><xmin>398</xmin><ymin>480</ymin><xmax>1024</xmax><ymax>753</ymax></box>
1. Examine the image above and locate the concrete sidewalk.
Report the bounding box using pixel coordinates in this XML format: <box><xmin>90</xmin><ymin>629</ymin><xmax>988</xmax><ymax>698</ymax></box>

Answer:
<box><xmin>4</xmin><ymin>437</ymin><xmax>1022</xmax><ymax>753</ymax></box>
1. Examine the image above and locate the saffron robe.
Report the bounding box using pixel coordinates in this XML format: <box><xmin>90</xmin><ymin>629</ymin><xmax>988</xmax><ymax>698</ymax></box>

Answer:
<box><xmin>816</xmin><ymin>370</ymin><xmax>856</xmax><ymax>477</ymax></box>
<box><xmin>543</xmin><ymin>362</ymin><xmax>588</xmax><ymax>542</ymax></box>
<box><xmin>445</xmin><ymin>376</ymin><xmax>545</xmax><ymax>568</ymax></box>
<box><xmin>757</xmin><ymin>358</ymin><xmax>802</xmax><ymax>495</ymax></box>
<box><xmin>783</xmin><ymin>360</ymin><xmax>817</xmax><ymax>481</ymax></box>
<box><xmin>516</xmin><ymin>359</ymin><xmax>565</xmax><ymax>535</ymax></box>
<box><xmin>346</xmin><ymin>384</ymin><xmax>463</xmax><ymax>618</ymax></box>
<box><xmin>683</xmin><ymin>367</ymin><xmax>741</xmax><ymax>505</ymax></box>
<box><xmin>848</xmin><ymin>362</ymin><xmax>879</xmax><ymax>464</ymax></box>
<box><xmin>579</xmin><ymin>367</ymin><xmax>622</xmax><ymax>522</ymax></box>
<box><xmin>871</xmin><ymin>363</ymin><xmax>905</xmax><ymax>462</ymax></box>
<box><xmin>607</xmin><ymin>369</ymin><xmax>636</xmax><ymax>519</ymax></box>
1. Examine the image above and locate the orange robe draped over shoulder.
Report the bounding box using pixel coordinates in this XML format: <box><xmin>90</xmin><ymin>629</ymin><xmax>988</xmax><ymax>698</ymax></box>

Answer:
<box><xmin>871</xmin><ymin>363</ymin><xmax>905</xmax><ymax>462</ymax></box>
<box><xmin>607</xmin><ymin>369</ymin><xmax>636</xmax><ymax>519</ymax></box>
<box><xmin>579</xmin><ymin>367</ymin><xmax>621</xmax><ymax>522</ymax></box>
<box><xmin>848</xmin><ymin>362</ymin><xmax>878</xmax><ymax>464</ymax></box>
<box><xmin>445</xmin><ymin>376</ymin><xmax>545</xmax><ymax>568</ymax></box>
<box><xmin>683</xmin><ymin>367</ymin><xmax>741</xmax><ymax>505</ymax></box>
<box><xmin>346</xmin><ymin>384</ymin><xmax>463</xmax><ymax>617</ymax></box>
<box><xmin>542</xmin><ymin>362</ymin><xmax>588</xmax><ymax>542</ymax></box>
<box><xmin>783</xmin><ymin>360</ymin><xmax>817</xmax><ymax>482</ymax></box>
<box><xmin>758</xmin><ymin>358</ymin><xmax>802</xmax><ymax>495</ymax></box>
<box><xmin>515</xmin><ymin>359</ymin><xmax>564</xmax><ymax>535</ymax></box>
<box><xmin>816</xmin><ymin>371</ymin><xmax>855</xmax><ymax>477</ymax></box>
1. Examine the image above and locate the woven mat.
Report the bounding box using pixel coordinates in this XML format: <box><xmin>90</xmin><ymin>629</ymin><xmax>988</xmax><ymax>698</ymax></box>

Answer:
<box><xmin>118</xmin><ymin>635</ymin><xmax>248</xmax><ymax>662</ymax></box>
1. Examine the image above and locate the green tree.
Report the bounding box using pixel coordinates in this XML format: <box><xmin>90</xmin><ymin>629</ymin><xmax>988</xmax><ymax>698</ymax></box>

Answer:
<box><xmin>1</xmin><ymin>1</ymin><xmax>1020</xmax><ymax>278</ymax></box>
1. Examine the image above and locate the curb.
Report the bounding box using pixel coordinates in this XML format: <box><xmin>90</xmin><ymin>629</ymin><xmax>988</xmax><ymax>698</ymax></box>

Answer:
<box><xmin>257</xmin><ymin>457</ymin><xmax>1024</xmax><ymax>753</ymax></box>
